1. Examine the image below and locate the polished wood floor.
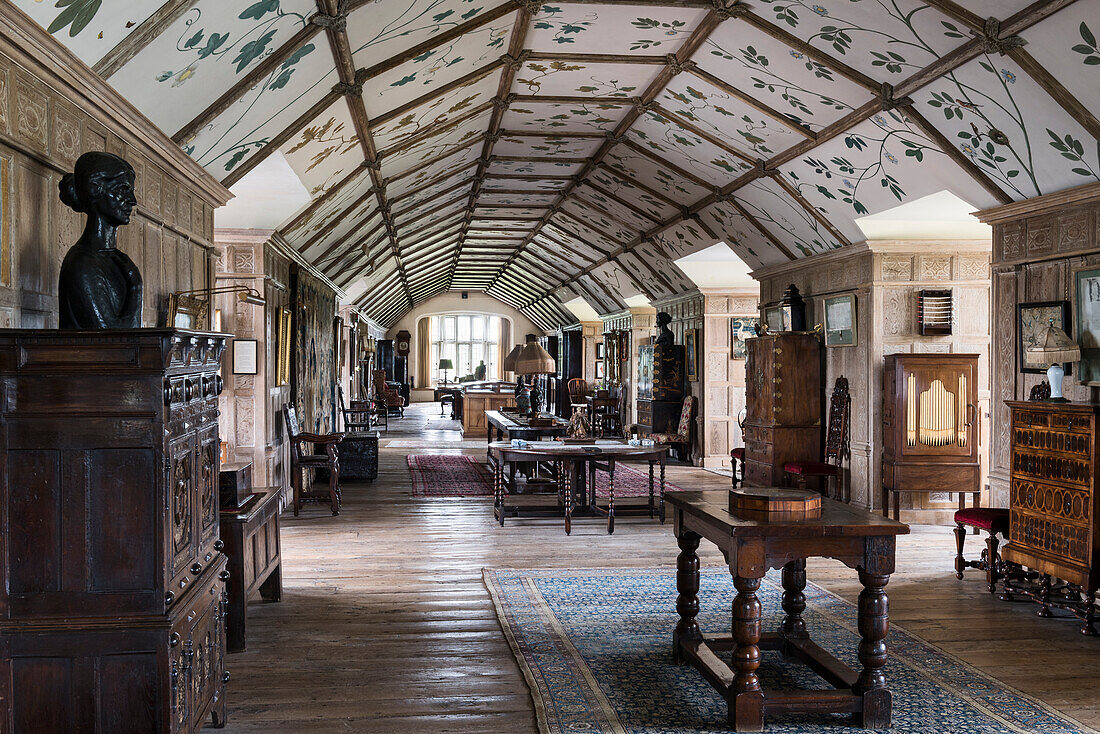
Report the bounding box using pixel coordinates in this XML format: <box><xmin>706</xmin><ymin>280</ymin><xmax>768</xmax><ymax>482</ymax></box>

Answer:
<box><xmin>221</xmin><ymin>403</ymin><xmax>1100</xmax><ymax>732</ymax></box>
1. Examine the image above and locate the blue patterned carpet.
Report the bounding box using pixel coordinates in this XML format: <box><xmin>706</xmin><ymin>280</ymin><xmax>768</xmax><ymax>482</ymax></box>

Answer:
<box><xmin>484</xmin><ymin>567</ymin><xmax>1094</xmax><ymax>734</ymax></box>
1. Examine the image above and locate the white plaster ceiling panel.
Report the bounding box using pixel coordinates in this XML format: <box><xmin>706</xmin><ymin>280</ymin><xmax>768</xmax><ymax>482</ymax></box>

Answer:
<box><xmin>753</xmin><ymin>0</ymin><xmax>959</xmax><ymax>83</ymax></box>
<box><xmin>477</xmin><ymin>191</ymin><xmax>558</xmax><ymax>206</ymax></box>
<box><xmin>395</xmin><ymin>191</ymin><xmax>466</xmax><ymax>226</ymax></box>
<box><xmin>649</xmin><ymin>218</ymin><xmax>715</xmax><ymax>260</ymax></box>
<box><xmin>481</xmin><ymin>176</ymin><xmax>568</xmax><ymax>191</ymax></box>
<box><xmin>501</xmin><ymin>101</ymin><xmax>630</xmax><ymax>132</ymax></box>
<box><xmin>1021</xmin><ymin>3</ymin><xmax>1100</xmax><ymax>143</ymax></box>
<box><xmin>494</xmin><ymin>134</ymin><xmax>602</xmax><ymax>157</ymax></box>
<box><xmin>574</xmin><ymin>184</ymin><xmax>655</xmax><ymax>231</ymax></box>
<box><xmin>379</xmin><ymin>109</ymin><xmax>489</xmax><ymax>178</ymax></box>
<box><xmin>108</xmin><ymin>0</ymin><xmax>316</xmax><ymax>135</ymax></box>
<box><xmin>514</xmin><ymin>60</ymin><xmax>659</xmax><ymax>97</ymax></box>
<box><xmin>474</xmin><ymin>206</ymin><xmax>549</xmax><ymax>219</ymax></box>
<box><xmin>628</xmin><ymin>110</ymin><xmax>754</xmax><ymax>186</ymax></box>
<box><xmin>953</xmin><ymin>0</ymin><xmax>1036</xmax><ymax>16</ymax></box>
<box><xmin>362</xmin><ymin>20</ymin><xmax>513</xmax><ymax>116</ymax></box>
<box><xmin>528</xmin><ymin>243</ymin><xmax>582</xmax><ymax>273</ymax></box>
<box><xmin>733</xmin><ymin>178</ymin><xmax>844</xmax><ymax>257</ymax></box>
<box><xmin>911</xmin><ymin>52</ymin><xmax>1100</xmax><ymax>200</ymax></box>
<box><xmin>371</xmin><ymin>72</ymin><xmax>500</xmax><ymax>152</ymax></box>
<box><xmin>659</xmin><ymin>74</ymin><xmax>803</xmax><ymax>158</ymax></box>
<box><xmin>304</xmin><ymin>203</ymin><xmax>383</xmax><ymax>260</ymax></box>
<box><xmin>534</xmin><ymin>229</ymin><xmax>605</xmax><ymax>261</ymax></box>
<box><xmin>547</xmin><ymin>215</ymin><xmax>621</xmax><ymax>252</ymax></box>
<box><xmin>491</xmin><ymin>160</ymin><xmax>583</xmax><ymax>179</ymax></box>
<box><xmin>386</xmin><ymin>142</ymin><xmax>483</xmax><ymax>193</ymax></box>
<box><xmin>781</xmin><ymin>113</ymin><xmax>989</xmax><ymax>235</ymax></box>
<box><xmin>700</xmin><ymin>19</ymin><xmax>871</xmax><ymax>131</ymax></box>
<box><xmin>592</xmin><ymin>262</ymin><xmax>642</xmax><ymax>299</ymax></box>
<box><xmin>183</xmin><ymin>35</ymin><xmax>335</xmax><ymax>177</ymax></box>
<box><xmin>527</xmin><ymin>4</ymin><xmax>708</xmax><ymax>55</ymax></box>
<box><xmin>558</xmin><ymin>200</ymin><xmax>635</xmax><ymax>244</ymax></box>
<box><xmin>391</xmin><ymin>171</ymin><xmax>475</xmax><ymax>213</ymax></box>
<box><xmin>386</xmin><ymin>160</ymin><xmax>477</xmax><ymax>200</ymax></box>
<box><xmin>697</xmin><ymin>201</ymin><xmax>786</xmax><ymax>269</ymax></box>
<box><xmin>14</xmin><ymin>0</ymin><xmax>164</xmax><ymax>66</ymax></box>
<box><xmin>615</xmin><ymin>249</ymin><xmax>677</xmax><ymax>298</ymax></box>
<box><xmin>468</xmin><ymin>218</ymin><xmax>539</xmax><ymax>229</ymax></box>
<box><xmin>279</xmin><ymin>167</ymin><xmax>373</xmax><ymax>243</ymax></box>
<box><xmin>584</xmin><ymin>167</ymin><xmax>677</xmax><ymax>220</ymax></box>
<box><xmin>280</xmin><ymin>98</ymin><xmax>361</xmax><ymax>198</ymax></box>
<box><xmin>604</xmin><ymin>145</ymin><xmax>711</xmax><ymax>204</ymax></box>
<box><xmin>347</xmin><ymin>0</ymin><xmax>510</xmax><ymax>68</ymax></box>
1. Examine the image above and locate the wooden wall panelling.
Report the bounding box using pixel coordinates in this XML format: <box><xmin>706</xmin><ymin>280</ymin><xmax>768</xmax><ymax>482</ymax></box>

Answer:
<box><xmin>651</xmin><ymin>292</ymin><xmax>704</xmax><ymax>463</ymax></box>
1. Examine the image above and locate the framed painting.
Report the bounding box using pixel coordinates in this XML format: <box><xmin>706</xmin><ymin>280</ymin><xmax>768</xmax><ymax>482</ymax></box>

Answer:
<box><xmin>276</xmin><ymin>307</ymin><xmax>292</xmax><ymax>386</ymax></box>
<box><xmin>824</xmin><ymin>294</ymin><xmax>856</xmax><ymax>347</ymax></box>
<box><xmin>729</xmin><ymin>318</ymin><xmax>757</xmax><ymax>360</ymax></box>
<box><xmin>167</xmin><ymin>293</ymin><xmax>208</xmax><ymax>330</ymax></box>
<box><xmin>1018</xmin><ymin>300</ymin><xmax>1071</xmax><ymax>374</ymax></box>
<box><xmin>232</xmin><ymin>339</ymin><xmax>258</xmax><ymax>375</ymax></box>
<box><xmin>1073</xmin><ymin>267</ymin><xmax>1100</xmax><ymax>385</ymax></box>
<box><xmin>685</xmin><ymin>328</ymin><xmax>698</xmax><ymax>382</ymax></box>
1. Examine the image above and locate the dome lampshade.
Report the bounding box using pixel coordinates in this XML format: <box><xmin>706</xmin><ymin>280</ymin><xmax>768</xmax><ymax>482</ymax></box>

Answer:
<box><xmin>515</xmin><ymin>334</ymin><xmax>556</xmax><ymax>375</ymax></box>
<box><xmin>503</xmin><ymin>344</ymin><xmax>523</xmax><ymax>372</ymax></box>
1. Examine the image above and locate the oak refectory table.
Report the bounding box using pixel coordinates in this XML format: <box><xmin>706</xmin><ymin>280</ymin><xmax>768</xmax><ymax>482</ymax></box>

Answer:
<box><xmin>666</xmin><ymin>490</ymin><xmax>909</xmax><ymax>732</ymax></box>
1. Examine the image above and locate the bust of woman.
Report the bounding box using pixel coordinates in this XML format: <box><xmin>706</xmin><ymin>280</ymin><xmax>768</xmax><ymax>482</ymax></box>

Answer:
<box><xmin>57</xmin><ymin>152</ymin><xmax>142</xmax><ymax>329</ymax></box>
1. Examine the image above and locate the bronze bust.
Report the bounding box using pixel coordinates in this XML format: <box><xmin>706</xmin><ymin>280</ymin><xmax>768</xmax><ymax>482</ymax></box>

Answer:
<box><xmin>655</xmin><ymin>311</ymin><xmax>674</xmax><ymax>347</ymax></box>
<box><xmin>58</xmin><ymin>152</ymin><xmax>142</xmax><ymax>329</ymax></box>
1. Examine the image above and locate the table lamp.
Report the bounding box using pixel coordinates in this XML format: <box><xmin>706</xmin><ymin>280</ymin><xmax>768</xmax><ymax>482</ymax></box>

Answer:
<box><xmin>515</xmin><ymin>334</ymin><xmax>557</xmax><ymax>414</ymax></box>
<box><xmin>1026</xmin><ymin>320</ymin><xmax>1080</xmax><ymax>402</ymax></box>
<box><xmin>438</xmin><ymin>358</ymin><xmax>453</xmax><ymax>385</ymax></box>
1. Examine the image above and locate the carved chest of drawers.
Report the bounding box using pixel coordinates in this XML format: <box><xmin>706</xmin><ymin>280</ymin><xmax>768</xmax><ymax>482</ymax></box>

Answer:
<box><xmin>743</xmin><ymin>333</ymin><xmax>821</xmax><ymax>487</ymax></box>
<box><xmin>1004</xmin><ymin>401</ymin><xmax>1100</xmax><ymax>594</ymax></box>
<box><xmin>0</xmin><ymin>329</ymin><xmax>230</xmax><ymax>732</ymax></box>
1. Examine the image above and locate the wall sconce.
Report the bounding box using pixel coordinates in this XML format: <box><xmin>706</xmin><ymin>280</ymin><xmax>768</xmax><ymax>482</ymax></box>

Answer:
<box><xmin>168</xmin><ymin>285</ymin><xmax>266</xmax><ymax>330</ymax></box>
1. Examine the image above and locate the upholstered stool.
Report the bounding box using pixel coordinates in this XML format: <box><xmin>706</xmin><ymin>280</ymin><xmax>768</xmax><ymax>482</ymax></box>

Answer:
<box><xmin>953</xmin><ymin>507</ymin><xmax>1010</xmax><ymax>593</ymax></box>
<box><xmin>730</xmin><ymin>448</ymin><xmax>745</xmax><ymax>488</ymax></box>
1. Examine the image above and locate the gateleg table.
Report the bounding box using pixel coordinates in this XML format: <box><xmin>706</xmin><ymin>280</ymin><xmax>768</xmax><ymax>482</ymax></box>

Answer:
<box><xmin>666</xmin><ymin>490</ymin><xmax>909</xmax><ymax>732</ymax></box>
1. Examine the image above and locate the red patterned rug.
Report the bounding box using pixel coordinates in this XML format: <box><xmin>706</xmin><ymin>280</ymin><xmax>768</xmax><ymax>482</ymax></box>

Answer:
<box><xmin>407</xmin><ymin>454</ymin><xmax>493</xmax><ymax>497</ymax></box>
<box><xmin>591</xmin><ymin>464</ymin><xmax>684</xmax><ymax>498</ymax></box>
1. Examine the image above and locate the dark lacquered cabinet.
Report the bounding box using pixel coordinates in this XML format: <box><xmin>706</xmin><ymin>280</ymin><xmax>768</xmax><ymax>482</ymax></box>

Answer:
<box><xmin>743</xmin><ymin>333</ymin><xmax>821</xmax><ymax>487</ymax></box>
<box><xmin>0</xmin><ymin>329</ymin><xmax>230</xmax><ymax>733</ymax></box>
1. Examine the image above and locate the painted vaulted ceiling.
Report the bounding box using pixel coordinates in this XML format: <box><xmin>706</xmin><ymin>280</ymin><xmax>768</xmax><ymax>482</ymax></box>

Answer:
<box><xmin>15</xmin><ymin>0</ymin><xmax>1100</xmax><ymax>328</ymax></box>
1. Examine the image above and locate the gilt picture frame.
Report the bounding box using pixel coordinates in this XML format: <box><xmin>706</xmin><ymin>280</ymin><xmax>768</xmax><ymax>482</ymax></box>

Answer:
<box><xmin>685</xmin><ymin>328</ymin><xmax>698</xmax><ymax>382</ymax></box>
<box><xmin>167</xmin><ymin>293</ymin><xmax>208</xmax><ymax>330</ymax></box>
<box><xmin>1018</xmin><ymin>300</ymin><xmax>1071</xmax><ymax>375</ymax></box>
<box><xmin>1073</xmin><ymin>267</ymin><xmax>1100</xmax><ymax>385</ymax></box>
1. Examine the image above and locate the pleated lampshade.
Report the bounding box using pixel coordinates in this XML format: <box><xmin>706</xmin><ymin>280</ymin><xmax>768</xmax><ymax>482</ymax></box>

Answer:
<box><xmin>503</xmin><ymin>344</ymin><xmax>523</xmax><ymax>372</ymax></box>
<box><xmin>515</xmin><ymin>337</ymin><xmax>556</xmax><ymax>375</ymax></box>
<box><xmin>1026</xmin><ymin>323</ymin><xmax>1081</xmax><ymax>365</ymax></box>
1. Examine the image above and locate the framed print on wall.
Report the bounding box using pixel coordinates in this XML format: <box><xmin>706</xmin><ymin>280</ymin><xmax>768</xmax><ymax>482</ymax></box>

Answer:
<box><xmin>1018</xmin><ymin>300</ymin><xmax>1071</xmax><ymax>374</ymax></box>
<box><xmin>730</xmin><ymin>318</ymin><xmax>757</xmax><ymax>360</ymax></box>
<box><xmin>685</xmin><ymin>328</ymin><xmax>698</xmax><ymax>382</ymax></box>
<box><xmin>1073</xmin><ymin>266</ymin><xmax>1100</xmax><ymax>385</ymax></box>
<box><xmin>824</xmin><ymin>294</ymin><xmax>856</xmax><ymax>347</ymax></box>
<box><xmin>232</xmin><ymin>339</ymin><xmax>258</xmax><ymax>375</ymax></box>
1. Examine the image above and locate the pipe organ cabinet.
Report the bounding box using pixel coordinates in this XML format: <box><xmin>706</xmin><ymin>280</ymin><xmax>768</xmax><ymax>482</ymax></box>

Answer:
<box><xmin>743</xmin><ymin>333</ymin><xmax>822</xmax><ymax>486</ymax></box>
<box><xmin>0</xmin><ymin>329</ymin><xmax>230</xmax><ymax>733</ymax></box>
<box><xmin>882</xmin><ymin>354</ymin><xmax>980</xmax><ymax>520</ymax></box>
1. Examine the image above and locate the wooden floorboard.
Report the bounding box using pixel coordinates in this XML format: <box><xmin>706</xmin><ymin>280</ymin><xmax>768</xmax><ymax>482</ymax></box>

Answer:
<box><xmin>220</xmin><ymin>403</ymin><xmax>1100</xmax><ymax>732</ymax></box>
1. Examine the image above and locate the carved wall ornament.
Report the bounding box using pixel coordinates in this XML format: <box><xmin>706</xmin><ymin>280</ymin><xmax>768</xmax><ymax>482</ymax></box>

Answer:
<box><xmin>1026</xmin><ymin>217</ymin><xmax>1053</xmax><ymax>256</ymax></box>
<box><xmin>14</xmin><ymin>75</ymin><xmax>48</xmax><ymax>151</ymax></box>
<box><xmin>232</xmin><ymin>247</ymin><xmax>255</xmax><ymax>273</ymax></box>
<box><xmin>52</xmin><ymin>105</ymin><xmax>81</xmax><ymax>165</ymax></box>
<box><xmin>957</xmin><ymin>257</ymin><xmax>989</xmax><ymax>280</ymax></box>
<box><xmin>881</xmin><ymin>255</ymin><xmax>912</xmax><ymax>281</ymax></box>
<box><xmin>1056</xmin><ymin>210</ymin><xmax>1089</xmax><ymax>252</ymax></box>
<box><xmin>999</xmin><ymin>221</ymin><xmax>1024</xmax><ymax>261</ymax></box>
<box><xmin>918</xmin><ymin>256</ymin><xmax>951</xmax><ymax>281</ymax></box>
<box><xmin>0</xmin><ymin>63</ymin><xmax>9</xmax><ymax>134</ymax></box>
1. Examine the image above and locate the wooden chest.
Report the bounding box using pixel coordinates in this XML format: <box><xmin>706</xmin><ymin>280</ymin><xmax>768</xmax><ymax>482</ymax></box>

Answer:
<box><xmin>0</xmin><ymin>329</ymin><xmax>230</xmax><ymax>732</ymax></box>
<box><xmin>743</xmin><ymin>333</ymin><xmax>821</xmax><ymax>486</ymax></box>
<box><xmin>1004</xmin><ymin>402</ymin><xmax>1100</xmax><ymax>591</ymax></box>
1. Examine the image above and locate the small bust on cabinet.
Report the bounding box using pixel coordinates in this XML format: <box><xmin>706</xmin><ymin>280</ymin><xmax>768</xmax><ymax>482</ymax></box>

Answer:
<box><xmin>57</xmin><ymin>151</ymin><xmax>143</xmax><ymax>329</ymax></box>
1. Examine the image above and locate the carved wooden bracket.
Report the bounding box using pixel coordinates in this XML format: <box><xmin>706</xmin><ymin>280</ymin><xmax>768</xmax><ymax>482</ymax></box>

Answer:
<box><xmin>501</xmin><ymin>50</ymin><xmax>531</xmax><ymax>71</ymax></box>
<box><xmin>665</xmin><ymin>54</ymin><xmax>690</xmax><ymax>75</ymax></box>
<box><xmin>631</xmin><ymin>97</ymin><xmax>657</xmax><ymax>114</ymax></box>
<box><xmin>513</xmin><ymin>0</ymin><xmax>545</xmax><ymax>14</ymax></box>
<box><xmin>973</xmin><ymin>17</ymin><xmax>1027</xmax><ymax>56</ymax></box>
<box><xmin>878</xmin><ymin>83</ymin><xmax>913</xmax><ymax>111</ymax></box>
<box><xmin>492</xmin><ymin>93</ymin><xmax>517</xmax><ymax>109</ymax></box>
<box><xmin>711</xmin><ymin>0</ymin><xmax>751</xmax><ymax>20</ymax></box>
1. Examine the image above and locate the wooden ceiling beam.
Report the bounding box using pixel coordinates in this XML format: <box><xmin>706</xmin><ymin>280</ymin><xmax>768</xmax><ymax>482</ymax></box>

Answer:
<box><xmin>391</xmin><ymin>178</ymin><xmax>474</xmax><ymax>219</ymax></box>
<box><xmin>648</xmin><ymin>103</ymin><xmax>757</xmax><ymax>163</ymax></box>
<box><xmin>579</xmin><ymin>180</ymin><xmax>661</xmax><ymax>223</ymax></box>
<box><xmin>683</xmin><ymin>64</ymin><xmax>816</xmax><ymax>139</ymax></box>
<box><xmin>524</xmin><ymin>51</ymin><xmax>667</xmax><ymax>64</ymax></box>
<box><xmin>384</xmin><ymin>135</ymin><xmax>485</xmax><ymax>185</ymax></box>
<box><xmin>95</xmin><ymin>0</ymin><xmax>205</xmax><ymax>79</ymax></box>
<box><xmin>375</xmin><ymin>100</ymin><xmax>495</xmax><ymax>159</ymax></box>
<box><xmin>510</xmin><ymin>95</ymin><xmax>631</xmax><ymax>106</ymax></box>
<box><xmin>386</xmin><ymin>161</ymin><xmax>480</xmax><ymax>207</ymax></box>
<box><xmin>370</xmin><ymin>60</ymin><xmax>504</xmax><ymax>129</ymax></box>
<box><xmin>497</xmin><ymin>129</ymin><xmax>607</xmax><ymax>138</ymax></box>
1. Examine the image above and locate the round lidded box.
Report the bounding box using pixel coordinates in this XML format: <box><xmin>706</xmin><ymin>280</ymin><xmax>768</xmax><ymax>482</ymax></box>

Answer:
<box><xmin>728</xmin><ymin>487</ymin><xmax>822</xmax><ymax>520</ymax></box>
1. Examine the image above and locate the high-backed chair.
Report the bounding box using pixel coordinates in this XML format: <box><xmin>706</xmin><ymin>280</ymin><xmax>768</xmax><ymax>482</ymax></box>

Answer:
<box><xmin>649</xmin><ymin>395</ymin><xmax>694</xmax><ymax>461</ymax></box>
<box><xmin>339</xmin><ymin>386</ymin><xmax>372</xmax><ymax>433</ymax></box>
<box><xmin>730</xmin><ymin>408</ymin><xmax>747</xmax><ymax>488</ymax></box>
<box><xmin>567</xmin><ymin>378</ymin><xmax>588</xmax><ymax>417</ymax></box>
<box><xmin>591</xmin><ymin>387</ymin><xmax>623</xmax><ymax>438</ymax></box>
<box><xmin>373</xmin><ymin>369</ymin><xmax>406</xmax><ymax>417</ymax></box>
<box><xmin>783</xmin><ymin>377</ymin><xmax>851</xmax><ymax>500</ymax></box>
<box><xmin>283</xmin><ymin>405</ymin><xmax>344</xmax><ymax>516</ymax></box>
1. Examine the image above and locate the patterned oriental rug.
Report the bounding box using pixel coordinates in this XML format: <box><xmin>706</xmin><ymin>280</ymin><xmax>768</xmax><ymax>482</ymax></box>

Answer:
<box><xmin>406</xmin><ymin>454</ymin><xmax>684</xmax><ymax>498</ymax></box>
<box><xmin>484</xmin><ymin>567</ymin><xmax>1094</xmax><ymax>734</ymax></box>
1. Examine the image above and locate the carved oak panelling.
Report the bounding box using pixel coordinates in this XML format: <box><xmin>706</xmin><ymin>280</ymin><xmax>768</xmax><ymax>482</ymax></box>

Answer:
<box><xmin>13</xmin><ymin>73</ymin><xmax>47</xmax><ymax>152</ymax></box>
<box><xmin>919</xmin><ymin>256</ymin><xmax>951</xmax><ymax>281</ymax></box>
<box><xmin>1026</xmin><ymin>216</ymin><xmax>1054</xmax><ymax>257</ymax></box>
<box><xmin>957</xmin><ymin>257</ymin><xmax>988</xmax><ymax>280</ymax></box>
<box><xmin>51</xmin><ymin>102</ymin><xmax>81</xmax><ymax>166</ymax></box>
<box><xmin>1000</xmin><ymin>221</ymin><xmax>1024</xmax><ymax>261</ymax></box>
<box><xmin>0</xmin><ymin>60</ymin><xmax>9</xmax><ymax>135</ymax></box>
<box><xmin>1056</xmin><ymin>210</ymin><xmax>1090</xmax><ymax>253</ymax></box>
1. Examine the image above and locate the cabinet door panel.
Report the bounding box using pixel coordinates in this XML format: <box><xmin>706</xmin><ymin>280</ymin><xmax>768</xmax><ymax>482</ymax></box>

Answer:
<box><xmin>168</xmin><ymin>434</ymin><xmax>196</xmax><ymax>578</ymax></box>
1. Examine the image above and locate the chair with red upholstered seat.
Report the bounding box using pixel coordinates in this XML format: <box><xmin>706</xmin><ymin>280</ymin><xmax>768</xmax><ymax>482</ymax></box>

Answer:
<box><xmin>783</xmin><ymin>377</ymin><xmax>850</xmax><ymax>500</ymax></box>
<box><xmin>650</xmin><ymin>395</ymin><xmax>694</xmax><ymax>461</ymax></box>
<box><xmin>953</xmin><ymin>507</ymin><xmax>1010</xmax><ymax>593</ymax></box>
<box><xmin>729</xmin><ymin>408</ymin><xmax>746</xmax><ymax>488</ymax></box>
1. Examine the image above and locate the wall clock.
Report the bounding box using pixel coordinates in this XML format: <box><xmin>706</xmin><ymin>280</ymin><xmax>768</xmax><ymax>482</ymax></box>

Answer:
<box><xmin>395</xmin><ymin>329</ymin><xmax>411</xmax><ymax>357</ymax></box>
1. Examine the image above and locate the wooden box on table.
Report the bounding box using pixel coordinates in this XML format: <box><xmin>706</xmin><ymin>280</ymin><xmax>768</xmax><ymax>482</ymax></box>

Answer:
<box><xmin>743</xmin><ymin>333</ymin><xmax>821</xmax><ymax>487</ymax></box>
<box><xmin>0</xmin><ymin>329</ymin><xmax>230</xmax><ymax>733</ymax></box>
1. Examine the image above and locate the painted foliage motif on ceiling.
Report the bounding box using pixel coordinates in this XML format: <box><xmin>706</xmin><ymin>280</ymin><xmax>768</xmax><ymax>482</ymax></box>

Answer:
<box><xmin>21</xmin><ymin>0</ymin><xmax>1100</xmax><ymax>328</ymax></box>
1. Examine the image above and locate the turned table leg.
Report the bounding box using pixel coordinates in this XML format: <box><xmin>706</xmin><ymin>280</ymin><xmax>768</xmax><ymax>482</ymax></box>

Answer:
<box><xmin>658</xmin><ymin>459</ymin><xmax>666</xmax><ymax>524</ymax></box>
<box><xmin>673</xmin><ymin>530</ymin><xmax>701</xmax><ymax>663</ymax></box>
<box><xmin>563</xmin><ymin>460</ymin><xmax>573</xmax><ymax>536</ymax></box>
<box><xmin>607</xmin><ymin>459</ymin><xmax>615</xmax><ymax>535</ymax></box>
<box><xmin>495</xmin><ymin>457</ymin><xmax>506</xmax><ymax>527</ymax></box>
<box><xmin>855</xmin><ymin>569</ymin><xmax>892</xmax><ymax>729</ymax></box>
<box><xmin>730</xmin><ymin>575</ymin><xmax>764</xmax><ymax>732</ymax></box>
<box><xmin>780</xmin><ymin>559</ymin><xmax>808</xmax><ymax>640</ymax></box>
<box><xmin>1083</xmin><ymin>586</ymin><xmax>1098</xmax><ymax>637</ymax></box>
<box><xmin>648</xmin><ymin>461</ymin><xmax>655</xmax><ymax>519</ymax></box>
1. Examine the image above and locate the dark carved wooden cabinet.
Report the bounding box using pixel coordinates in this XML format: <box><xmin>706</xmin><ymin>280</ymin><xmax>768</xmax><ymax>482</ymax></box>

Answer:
<box><xmin>0</xmin><ymin>329</ymin><xmax>230</xmax><ymax>733</ymax></box>
<box><xmin>1004</xmin><ymin>402</ymin><xmax>1100</xmax><ymax>612</ymax></box>
<box><xmin>743</xmin><ymin>333</ymin><xmax>821</xmax><ymax>486</ymax></box>
<box><xmin>882</xmin><ymin>354</ymin><xmax>979</xmax><ymax>519</ymax></box>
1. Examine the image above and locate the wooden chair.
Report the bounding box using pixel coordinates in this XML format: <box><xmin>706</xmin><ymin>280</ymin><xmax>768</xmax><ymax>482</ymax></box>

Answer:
<box><xmin>567</xmin><ymin>378</ymin><xmax>588</xmax><ymax>418</ymax></box>
<box><xmin>730</xmin><ymin>408</ymin><xmax>746</xmax><ymax>488</ymax></box>
<box><xmin>339</xmin><ymin>386</ymin><xmax>372</xmax><ymax>433</ymax></box>
<box><xmin>953</xmin><ymin>507</ymin><xmax>1010</xmax><ymax>593</ymax></box>
<box><xmin>591</xmin><ymin>387</ymin><xmax>623</xmax><ymax>438</ymax></box>
<box><xmin>649</xmin><ymin>395</ymin><xmax>694</xmax><ymax>461</ymax></box>
<box><xmin>783</xmin><ymin>377</ymin><xmax>851</xmax><ymax>500</ymax></box>
<box><xmin>373</xmin><ymin>369</ymin><xmax>406</xmax><ymax>417</ymax></box>
<box><xmin>282</xmin><ymin>405</ymin><xmax>344</xmax><ymax>516</ymax></box>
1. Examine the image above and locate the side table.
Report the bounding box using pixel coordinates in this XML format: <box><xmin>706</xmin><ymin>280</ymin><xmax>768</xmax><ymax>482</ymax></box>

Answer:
<box><xmin>220</xmin><ymin>489</ymin><xmax>282</xmax><ymax>652</ymax></box>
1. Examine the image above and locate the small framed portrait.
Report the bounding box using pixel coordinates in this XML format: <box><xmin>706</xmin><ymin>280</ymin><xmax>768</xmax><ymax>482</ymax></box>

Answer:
<box><xmin>764</xmin><ymin>305</ymin><xmax>786</xmax><ymax>332</ymax></box>
<box><xmin>232</xmin><ymin>339</ymin><xmax>258</xmax><ymax>375</ymax></box>
<box><xmin>596</xmin><ymin>341</ymin><xmax>605</xmax><ymax>359</ymax></box>
<box><xmin>168</xmin><ymin>293</ymin><xmax>208</xmax><ymax>330</ymax></box>
<box><xmin>1018</xmin><ymin>300</ymin><xmax>1071</xmax><ymax>375</ymax></box>
<box><xmin>595</xmin><ymin>360</ymin><xmax>605</xmax><ymax>379</ymax></box>
<box><xmin>824</xmin><ymin>294</ymin><xmax>856</xmax><ymax>347</ymax></box>
<box><xmin>1073</xmin><ymin>267</ymin><xmax>1100</xmax><ymax>385</ymax></box>
<box><xmin>685</xmin><ymin>328</ymin><xmax>698</xmax><ymax>382</ymax></box>
<box><xmin>729</xmin><ymin>318</ymin><xmax>757</xmax><ymax>360</ymax></box>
